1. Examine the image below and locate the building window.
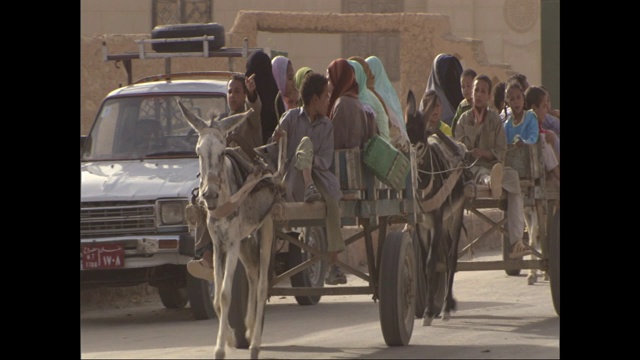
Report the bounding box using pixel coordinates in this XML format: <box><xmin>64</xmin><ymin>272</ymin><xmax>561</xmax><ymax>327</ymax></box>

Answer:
<box><xmin>152</xmin><ymin>0</ymin><xmax>212</xmax><ymax>27</ymax></box>
<box><xmin>342</xmin><ymin>0</ymin><xmax>403</xmax><ymax>81</ymax></box>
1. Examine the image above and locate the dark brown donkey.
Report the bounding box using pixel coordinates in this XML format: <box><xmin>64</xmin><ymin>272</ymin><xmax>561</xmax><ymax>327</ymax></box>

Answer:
<box><xmin>405</xmin><ymin>90</ymin><xmax>467</xmax><ymax>325</ymax></box>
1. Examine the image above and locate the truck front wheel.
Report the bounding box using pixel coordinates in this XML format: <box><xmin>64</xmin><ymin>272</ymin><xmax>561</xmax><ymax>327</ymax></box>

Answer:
<box><xmin>158</xmin><ymin>286</ymin><xmax>188</xmax><ymax>309</ymax></box>
<box><xmin>187</xmin><ymin>273</ymin><xmax>216</xmax><ymax>320</ymax></box>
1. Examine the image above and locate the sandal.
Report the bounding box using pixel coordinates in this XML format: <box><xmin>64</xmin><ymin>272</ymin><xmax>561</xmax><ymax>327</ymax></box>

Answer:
<box><xmin>325</xmin><ymin>265</ymin><xmax>347</xmax><ymax>285</ymax></box>
<box><xmin>304</xmin><ymin>184</ymin><xmax>322</xmax><ymax>203</ymax></box>
<box><xmin>509</xmin><ymin>240</ymin><xmax>532</xmax><ymax>259</ymax></box>
<box><xmin>186</xmin><ymin>258</ymin><xmax>214</xmax><ymax>282</ymax></box>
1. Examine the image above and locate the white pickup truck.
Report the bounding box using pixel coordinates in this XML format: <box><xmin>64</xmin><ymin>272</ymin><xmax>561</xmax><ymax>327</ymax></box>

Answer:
<box><xmin>80</xmin><ymin>30</ymin><xmax>261</xmax><ymax>320</ymax></box>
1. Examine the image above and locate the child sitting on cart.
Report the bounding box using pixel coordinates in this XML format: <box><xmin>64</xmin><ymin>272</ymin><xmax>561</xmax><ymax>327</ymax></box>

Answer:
<box><xmin>503</xmin><ymin>81</ymin><xmax>560</xmax><ymax>188</ymax></box>
<box><xmin>454</xmin><ymin>74</ymin><xmax>532</xmax><ymax>259</ymax></box>
<box><xmin>270</xmin><ymin>72</ymin><xmax>348</xmax><ymax>285</ymax></box>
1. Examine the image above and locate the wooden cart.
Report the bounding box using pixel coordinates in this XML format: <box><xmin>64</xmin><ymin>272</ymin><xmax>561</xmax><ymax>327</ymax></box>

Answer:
<box><xmin>264</xmin><ymin>146</ymin><xmax>423</xmax><ymax>347</ymax></box>
<box><xmin>455</xmin><ymin>141</ymin><xmax>560</xmax><ymax>316</ymax></box>
<box><xmin>255</xmin><ymin>139</ymin><xmax>560</xmax><ymax>350</ymax></box>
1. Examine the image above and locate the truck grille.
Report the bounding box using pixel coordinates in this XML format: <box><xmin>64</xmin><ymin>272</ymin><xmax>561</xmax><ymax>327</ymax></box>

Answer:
<box><xmin>81</xmin><ymin>201</ymin><xmax>156</xmax><ymax>236</ymax></box>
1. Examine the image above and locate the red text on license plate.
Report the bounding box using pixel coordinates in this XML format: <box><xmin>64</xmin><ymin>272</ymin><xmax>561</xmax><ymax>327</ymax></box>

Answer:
<box><xmin>82</xmin><ymin>244</ymin><xmax>125</xmax><ymax>269</ymax></box>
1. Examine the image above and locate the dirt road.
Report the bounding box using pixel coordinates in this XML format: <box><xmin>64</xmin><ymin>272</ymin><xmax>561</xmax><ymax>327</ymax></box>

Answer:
<box><xmin>80</xmin><ymin>249</ymin><xmax>559</xmax><ymax>359</ymax></box>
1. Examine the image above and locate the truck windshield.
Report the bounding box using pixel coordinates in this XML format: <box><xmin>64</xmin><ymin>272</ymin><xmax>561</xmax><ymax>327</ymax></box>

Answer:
<box><xmin>81</xmin><ymin>94</ymin><xmax>228</xmax><ymax>161</ymax></box>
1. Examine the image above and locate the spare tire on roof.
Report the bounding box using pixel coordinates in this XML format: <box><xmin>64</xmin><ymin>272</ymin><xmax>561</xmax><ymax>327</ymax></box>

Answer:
<box><xmin>151</xmin><ymin>23</ymin><xmax>225</xmax><ymax>52</ymax></box>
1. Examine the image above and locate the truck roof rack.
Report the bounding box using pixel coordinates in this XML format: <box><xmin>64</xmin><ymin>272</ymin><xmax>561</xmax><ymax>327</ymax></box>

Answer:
<box><xmin>103</xmin><ymin>37</ymin><xmax>262</xmax><ymax>85</ymax></box>
<box><xmin>133</xmin><ymin>71</ymin><xmax>244</xmax><ymax>84</ymax></box>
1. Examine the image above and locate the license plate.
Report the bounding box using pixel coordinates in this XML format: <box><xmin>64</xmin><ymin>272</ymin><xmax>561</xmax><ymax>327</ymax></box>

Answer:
<box><xmin>81</xmin><ymin>244</ymin><xmax>125</xmax><ymax>269</ymax></box>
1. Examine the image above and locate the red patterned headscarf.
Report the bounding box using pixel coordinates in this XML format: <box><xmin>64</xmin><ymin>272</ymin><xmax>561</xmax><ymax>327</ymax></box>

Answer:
<box><xmin>326</xmin><ymin>58</ymin><xmax>359</xmax><ymax>118</ymax></box>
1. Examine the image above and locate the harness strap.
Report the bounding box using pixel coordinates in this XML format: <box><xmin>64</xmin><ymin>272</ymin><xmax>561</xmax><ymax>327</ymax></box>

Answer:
<box><xmin>414</xmin><ymin>142</ymin><xmax>434</xmax><ymax>195</ymax></box>
<box><xmin>210</xmin><ymin>170</ymin><xmax>277</xmax><ymax>218</ymax></box>
<box><xmin>227</xmin><ymin>134</ymin><xmax>277</xmax><ymax>173</ymax></box>
<box><xmin>418</xmin><ymin>168</ymin><xmax>463</xmax><ymax>212</ymax></box>
<box><xmin>208</xmin><ymin>135</ymin><xmax>287</xmax><ymax>219</ymax></box>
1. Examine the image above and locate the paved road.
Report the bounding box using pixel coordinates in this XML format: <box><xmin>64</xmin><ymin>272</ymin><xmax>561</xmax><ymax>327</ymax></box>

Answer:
<box><xmin>80</xmin><ymin>250</ymin><xmax>559</xmax><ymax>359</ymax></box>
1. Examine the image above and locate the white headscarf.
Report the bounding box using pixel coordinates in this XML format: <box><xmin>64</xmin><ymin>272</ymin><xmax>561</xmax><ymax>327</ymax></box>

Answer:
<box><xmin>347</xmin><ymin>59</ymin><xmax>390</xmax><ymax>142</ymax></box>
<box><xmin>271</xmin><ymin>55</ymin><xmax>290</xmax><ymax>101</ymax></box>
<box><xmin>366</xmin><ymin>56</ymin><xmax>407</xmax><ymax>136</ymax></box>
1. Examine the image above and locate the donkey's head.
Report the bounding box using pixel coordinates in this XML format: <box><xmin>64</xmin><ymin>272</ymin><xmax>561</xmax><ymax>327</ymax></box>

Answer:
<box><xmin>405</xmin><ymin>90</ymin><xmax>428</xmax><ymax>145</ymax></box>
<box><xmin>178</xmin><ymin>101</ymin><xmax>253</xmax><ymax>209</ymax></box>
<box><xmin>405</xmin><ymin>90</ymin><xmax>444</xmax><ymax>192</ymax></box>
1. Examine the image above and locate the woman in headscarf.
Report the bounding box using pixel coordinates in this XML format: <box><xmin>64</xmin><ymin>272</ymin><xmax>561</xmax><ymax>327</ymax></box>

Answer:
<box><xmin>294</xmin><ymin>66</ymin><xmax>313</xmax><ymax>107</ymax></box>
<box><xmin>365</xmin><ymin>56</ymin><xmax>409</xmax><ymax>150</ymax></box>
<box><xmin>350</xmin><ymin>55</ymin><xmax>405</xmax><ymax>150</ymax></box>
<box><xmin>347</xmin><ymin>59</ymin><xmax>390</xmax><ymax>142</ymax></box>
<box><xmin>271</xmin><ymin>55</ymin><xmax>298</xmax><ymax>111</ymax></box>
<box><xmin>349</xmin><ymin>57</ymin><xmax>390</xmax><ymax>119</ymax></box>
<box><xmin>424</xmin><ymin>53</ymin><xmax>464</xmax><ymax>127</ymax></box>
<box><xmin>245</xmin><ymin>50</ymin><xmax>285</xmax><ymax>145</ymax></box>
<box><xmin>326</xmin><ymin>58</ymin><xmax>373</xmax><ymax>149</ymax></box>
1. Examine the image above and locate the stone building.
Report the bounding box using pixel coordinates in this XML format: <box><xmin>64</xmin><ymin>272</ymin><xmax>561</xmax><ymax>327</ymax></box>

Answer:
<box><xmin>80</xmin><ymin>0</ymin><xmax>559</xmax><ymax>267</ymax></box>
<box><xmin>80</xmin><ymin>0</ymin><xmax>559</xmax><ymax>136</ymax></box>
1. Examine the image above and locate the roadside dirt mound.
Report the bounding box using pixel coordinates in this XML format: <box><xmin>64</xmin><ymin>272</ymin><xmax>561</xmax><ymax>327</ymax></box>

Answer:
<box><xmin>80</xmin><ymin>284</ymin><xmax>158</xmax><ymax>312</ymax></box>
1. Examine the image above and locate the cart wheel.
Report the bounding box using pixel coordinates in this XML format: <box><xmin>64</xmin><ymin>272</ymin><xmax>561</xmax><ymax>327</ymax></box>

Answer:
<box><xmin>379</xmin><ymin>231</ymin><xmax>415</xmax><ymax>346</ymax></box>
<box><xmin>289</xmin><ymin>227</ymin><xmax>328</xmax><ymax>305</ymax></box>
<box><xmin>548</xmin><ymin>210</ymin><xmax>560</xmax><ymax>316</ymax></box>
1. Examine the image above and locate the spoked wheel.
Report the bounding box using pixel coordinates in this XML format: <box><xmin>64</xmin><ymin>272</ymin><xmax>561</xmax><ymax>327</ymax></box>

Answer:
<box><xmin>289</xmin><ymin>227</ymin><xmax>328</xmax><ymax>305</ymax></box>
<box><xmin>379</xmin><ymin>231</ymin><xmax>416</xmax><ymax>346</ymax></box>
<box><xmin>548</xmin><ymin>210</ymin><xmax>560</xmax><ymax>316</ymax></box>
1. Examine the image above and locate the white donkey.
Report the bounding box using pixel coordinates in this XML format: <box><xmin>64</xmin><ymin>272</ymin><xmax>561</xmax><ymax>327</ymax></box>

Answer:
<box><xmin>179</xmin><ymin>101</ymin><xmax>281</xmax><ymax>359</ymax></box>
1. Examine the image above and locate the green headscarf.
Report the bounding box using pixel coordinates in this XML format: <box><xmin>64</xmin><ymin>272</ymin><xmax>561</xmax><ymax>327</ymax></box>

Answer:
<box><xmin>295</xmin><ymin>67</ymin><xmax>313</xmax><ymax>91</ymax></box>
<box><xmin>294</xmin><ymin>67</ymin><xmax>313</xmax><ymax>107</ymax></box>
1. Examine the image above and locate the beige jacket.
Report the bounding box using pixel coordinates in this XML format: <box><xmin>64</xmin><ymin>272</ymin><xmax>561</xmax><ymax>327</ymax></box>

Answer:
<box><xmin>454</xmin><ymin>107</ymin><xmax>506</xmax><ymax>169</ymax></box>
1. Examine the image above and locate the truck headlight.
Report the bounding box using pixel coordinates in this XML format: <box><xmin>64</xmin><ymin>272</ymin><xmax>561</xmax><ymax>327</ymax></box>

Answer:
<box><xmin>158</xmin><ymin>200</ymin><xmax>187</xmax><ymax>225</ymax></box>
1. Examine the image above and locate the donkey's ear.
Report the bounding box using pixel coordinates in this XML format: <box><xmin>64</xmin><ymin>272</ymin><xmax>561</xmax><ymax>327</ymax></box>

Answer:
<box><xmin>178</xmin><ymin>101</ymin><xmax>208</xmax><ymax>133</ymax></box>
<box><xmin>217</xmin><ymin>108</ymin><xmax>254</xmax><ymax>135</ymax></box>
<box><xmin>406</xmin><ymin>90</ymin><xmax>417</xmax><ymax>117</ymax></box>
